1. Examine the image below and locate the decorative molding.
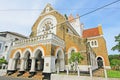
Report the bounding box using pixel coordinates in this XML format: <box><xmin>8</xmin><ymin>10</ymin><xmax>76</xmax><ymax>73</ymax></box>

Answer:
<box><xmin>12</xmin><ymin>33</ymin><xmax>65</xmax><ymax>49</ymax></box>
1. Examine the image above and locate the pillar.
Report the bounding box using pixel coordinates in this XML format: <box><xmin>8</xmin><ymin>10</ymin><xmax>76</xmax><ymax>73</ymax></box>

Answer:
<box><xmin>89</xmin><ymin>66</ymin><xmax>92</xmax><ymax>77</ymax></box>
<box><xmin>30</xmin><ymin>57</ymin><xmax>36</xmax><ymax>72</ymax></box>
<box><xmin>104</xmin><ymin>67</ymin><xmax>108</xmax><ymax>79</ymax></box>
<box><xmin>19</xmin><ymin>57</ymin><xmax>26</xmax><ymax>71</ymax></box>
<box><xmin>7</xmin><ymin>59</ymin><xmax>13</xmax><ymax>70</ymax></box>
<box><xmin>66</xmin><ymin>66</ymin><xmax>69</xmax><ymax>75</ymax></box>
<box><xmin>57</xmin><ymin>65</ymin><xmax>59</xmax><ymax>74</ymax></box>
<box><xmin>77</xmin><ymin>66</ymin><xmax>80</xmax><ymax>77</ymax></box>
<box><xmin>43</xmin><ymin>56</ymin><xmax>51</xmax><ymax>73</ymax></box>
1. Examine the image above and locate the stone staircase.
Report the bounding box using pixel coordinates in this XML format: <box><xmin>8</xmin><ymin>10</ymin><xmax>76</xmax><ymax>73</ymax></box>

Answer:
<box><xmin>33</xmin><ymin>71</ymin><xmax>44</xmax><ymax>80</ymax></box>
<box><xmin>5</xmin><ymin>71</ymin><xmax>44</xmax><ymax>80</ymax></box>
<box><xmin>21</xmin><ymin>72</ymin><xmax>30</xmax><ymax>78</ymax></box>
<box><xmin>10</xmin><ymin>71</ymin><xmax>19</xmax><ymax>77</ymax></box>
<box><xmin>93</xmin><ymin>68</ymin><xmax>104</xmax><ymax>77</ymax></box>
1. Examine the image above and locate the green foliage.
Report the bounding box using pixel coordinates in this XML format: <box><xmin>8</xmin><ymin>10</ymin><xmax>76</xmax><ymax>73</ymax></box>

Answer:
<box><xmin>69</xmin><ymin>52</ymin><xmax>83</xmax><ymax>71</ymax></box>
<box><xmin>111</xmin><ymin>34</ymin><xmax>120</xmax><ymax>52</ymax></box>
<box><xmin>107</xmin><ymin>70</ymin><xmax>120</xmax><ymax>78</ymax></box>
<box><xmin>109</xmin><ymin>54</ymin><xmax>120</xmax><ymax>61</ymax></box>
<box><xmin>69</xmin><ymin>52</ymin><xmax>83</xmax><ymax>64</ymax></box>
<box><xmin>0</xmin><ymin>58</ymin><xmax>7</xmax><ymax>64</ymax></box>
<box><xmin>109</xmin><ymin>54</ymin><xmax>120</xmax><ymax>70</ymax></box>
<box><xmin>111</xmin><ymin>59</ymin><xmax>120</xmax><ymax>66</ymax></box>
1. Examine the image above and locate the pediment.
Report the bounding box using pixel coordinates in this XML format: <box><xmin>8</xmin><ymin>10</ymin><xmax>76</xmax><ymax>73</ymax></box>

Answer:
<box><xmin>41</xmin><ymin>3</ymin><xmax>54</xmax><ymax>14</ymax></box>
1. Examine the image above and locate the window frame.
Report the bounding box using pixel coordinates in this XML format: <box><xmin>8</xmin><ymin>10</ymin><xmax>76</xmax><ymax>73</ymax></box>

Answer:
<box><xmin>88</xmin><ymin>40</ymin><xmax>98</xmax><ymax>47</ymax></box>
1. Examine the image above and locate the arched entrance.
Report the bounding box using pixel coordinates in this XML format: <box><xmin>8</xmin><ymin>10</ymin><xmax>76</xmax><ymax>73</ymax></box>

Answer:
<box><xmin>55</xmin><ymin>50</ymin><xmax>65</xmax><ymax>71</ymax></box>
<box><xmin>24</xmin><ymin>51</ymin><xmax>31</xmax><ymax>71</ymax></box>
<box><xmin>97</xmin><ymin>57</ymin><xmax>103</xmax><ymax>68</ymax></box>
<box><xmin>14</xmin><ymin>52</ymin><xmax>21</xmax><ymax>70</ymax></box>
<box><xmin>34</xmin><ymin>50</ymin><xmax>44</xmax><ymax>71</ymax></box>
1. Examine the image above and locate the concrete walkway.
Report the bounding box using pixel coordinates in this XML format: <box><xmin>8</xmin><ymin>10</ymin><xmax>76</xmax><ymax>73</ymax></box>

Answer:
<box><xmin>51</xmin><ymin>74</ymin><xmax>120</xmax><ymax>80</ymax></box>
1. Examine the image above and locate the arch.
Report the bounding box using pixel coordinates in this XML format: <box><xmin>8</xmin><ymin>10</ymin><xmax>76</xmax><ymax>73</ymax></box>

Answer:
<box><xmin>22</xmin><ymin>48</ymin><xmax>32</xmax><ymax>58</ymax></box>
<box><xmin>55</xmin><ymin>47</ymin><xmax>64</xmax><ymax>58</ymax></box>
<box><xmin>33</xmin><ymin>47</ymin><xmax>45</xmax><ymax>57</ymax></box>
<box><xmin>13</xmin><ymin>50</ymin><xmax>22</xmax><ymax>59</ymax></box>
<box><xmin>55</xmin><ymin>47</ymin><xmax>65</xmax><ymax>71</ymax></box>
<box><xmin>33</xmin><ymin>47</ymin><xmax>45</xmax><ymax>71</ymax></box>
<box><xmin>12</xmin><ymin>50</ymin><xmax>21</xmax><ymax>70</ymax></box>
<box><xmin>68</xmin><ymin>47</ymin><xmax>78</xmax><ymax>59</ymax></box>
<box><xmin>96</xmin><ymin>56</ymin><xmax>105</xmax><ymax>68</ymax></box>
<box><xmin>22</xmin><ymin>49</ymin><xmax>32</xmax><ymax>71</ymax></box>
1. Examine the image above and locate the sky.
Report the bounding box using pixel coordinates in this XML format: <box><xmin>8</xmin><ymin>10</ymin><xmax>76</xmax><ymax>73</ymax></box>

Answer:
<box><xmin>0</xmin><ymin>0</ymin><xmax>120</xmax><ymax>55</ymax></box>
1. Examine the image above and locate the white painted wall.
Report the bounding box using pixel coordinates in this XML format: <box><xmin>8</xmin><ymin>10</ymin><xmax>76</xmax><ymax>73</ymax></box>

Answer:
<box><xmin>0</xmin><ymin>32</ymin><xmax>27</xmax><ymax>61</ymax></box>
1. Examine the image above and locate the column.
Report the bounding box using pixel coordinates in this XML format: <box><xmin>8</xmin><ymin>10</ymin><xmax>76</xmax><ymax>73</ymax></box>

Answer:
<box><xmin>19</xmin><ymin>57</ymin><xmax>26</xmax><ymax>71</ymax></box>
<box><xmin>43</xmin><ymin>56</ymin><xmax>51</xmax><ymax>73</ymax></box>
<box><xmin>30</xmin><ymin>57</ymin><xmax>36</xmax><ymax>72</ymax></box>
<box><xmin>89</xmin><ymin>66</ymin><xmax>92</xmax><ymax>78</ymax></box>
<box><xmin>66</xmin><ymin>66</ymin><xmax>69</xmax><ymax>75</ymax></box>
<box><xmin>7</xmin><ymin>59</ymin><xmax>13</xmax><ymax>70</ymax></box>
<box><xmin>13</xmin><ymin>58</ymin><xmax>17</xmax><ymax>70</ymax></box>
<box><xmin>57</xmin><ymin>64</ymin><xmax>59</xmax><ymax>74</ymax></box>
<box><xmin>77</xmin><ymin>66</ymin><xmax>80</xmax><ymax>77</ymax></box>
<box><xmin>104</xmin><ymin>67</ymin><xmax>108</xmax><ymax>79</ymax></box>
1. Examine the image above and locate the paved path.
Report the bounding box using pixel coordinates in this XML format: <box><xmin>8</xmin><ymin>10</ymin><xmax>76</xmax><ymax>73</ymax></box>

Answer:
<box><xmin>0</xmin><ymin>76</ymin><xmax>33</xmax><ymax>80</ymax></box>
<box><xmin>51</xmin><ymin>74</ymin><xmax>120</xmax><ymax>80</ymax></box>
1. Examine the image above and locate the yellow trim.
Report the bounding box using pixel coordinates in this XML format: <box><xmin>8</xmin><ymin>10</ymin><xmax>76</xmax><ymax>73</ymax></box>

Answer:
<box><xmin>10</xmin><ymin>44</ymin><xmax>47</xmax><ymax>58</ymax></box>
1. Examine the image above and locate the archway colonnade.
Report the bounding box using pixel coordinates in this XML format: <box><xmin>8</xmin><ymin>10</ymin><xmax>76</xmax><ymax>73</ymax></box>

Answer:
<box><xmin>8</xmin><ymin>47</ymin><xmax>45</xmax><ymax>73</ymax></box>
<box><xmin>8</xmin><ymin>47</ymin><xmax>67</xmax><ymax>73</ymax></box>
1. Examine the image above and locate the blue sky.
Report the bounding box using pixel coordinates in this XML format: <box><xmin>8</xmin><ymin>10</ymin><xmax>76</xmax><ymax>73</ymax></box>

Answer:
<box><xmin>0</xmin><ymin>0</ymin><xmax>120</xmax><ymax>54</ymax></box>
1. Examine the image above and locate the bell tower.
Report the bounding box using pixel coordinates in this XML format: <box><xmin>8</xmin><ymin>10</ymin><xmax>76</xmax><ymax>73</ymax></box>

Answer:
<box><xmin>68</xmin><ymin>14</ymin><xmax>84</xmax><ymax>37</ymax></box>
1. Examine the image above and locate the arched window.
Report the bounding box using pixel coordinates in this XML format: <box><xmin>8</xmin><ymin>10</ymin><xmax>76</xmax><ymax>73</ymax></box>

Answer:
<box><xmin>89</xmin><ymin>40</ymin><xmax>98</xmax><ymax>47</ymax></box>
<box><xmin>91</xmin><ymin>41</ymin><xmax>94</xmax><ymax>46</ymax></box>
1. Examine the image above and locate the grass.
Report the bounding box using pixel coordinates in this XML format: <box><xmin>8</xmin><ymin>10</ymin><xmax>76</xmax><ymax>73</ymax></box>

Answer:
<box><xmin>107</xmin><ymin>70</ymin><xmax>120</xmax><ymax>78</ymax></box>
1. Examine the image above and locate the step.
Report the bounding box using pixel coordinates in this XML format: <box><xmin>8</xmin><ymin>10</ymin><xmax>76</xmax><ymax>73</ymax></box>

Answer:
<box><xmin>32</xmin><ymin>72</ymin><xmax>44</xmax><ymax>80</ymax></box>
<box><xmin>21</xmin><ymin>72</ymin><xmax>30</xmax><ymax>78</ymax></box>
<box><xmin>93</xmin><ymin>69</ymin><xmax>104</xmax><ymax>77</ymax></box>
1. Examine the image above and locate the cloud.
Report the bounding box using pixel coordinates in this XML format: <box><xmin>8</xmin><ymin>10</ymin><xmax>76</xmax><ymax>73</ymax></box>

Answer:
<box><xmin>0</xmin><ymin>0</ymin><xmax>55</xmax><ymax>36</ymax></box>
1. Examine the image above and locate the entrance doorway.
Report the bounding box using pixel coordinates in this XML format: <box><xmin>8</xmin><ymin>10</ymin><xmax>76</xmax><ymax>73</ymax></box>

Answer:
<box><xmin>97</xmin><ymin>57</ymin><xmax>103</xmax><ymax>68</ymax></box>
<box><xmin>15</xmin><ymin>52</ymin><xmax>21</xmax><ymax>70</ymax></box>
<box><xmin>35</xmin><ymin>50</ymin><xmax>44</xmax><ymax>71</ymax></box>
<box><xmin>55</xmin><ymin>50</ymin><xmax>65</xmax><ymax>71</ymax></box>
<box><xmin>24</xmin><ymin>51</ymin><xmax>31</xmax><ymax>71</ymax></box>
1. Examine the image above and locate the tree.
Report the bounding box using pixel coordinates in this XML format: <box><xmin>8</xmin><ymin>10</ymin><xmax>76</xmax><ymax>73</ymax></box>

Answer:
<box><xmin>111</xmin><ymin>59</ymin><xmax>120</xmax><ymax>70</ymax></box>
<box><xmin>69</xmin><ymin>52</ymin><xmax>83</xmax><ymax>72</ymax></box>
<box><xmin>109</xmin><ymin>54</ymin><xmax>120</xmax><ymax>70</ymax></box>
<box><xmin>111</xmin><ymin>34</ymin><xmax>120</xmax><ymax>52</ymax></box>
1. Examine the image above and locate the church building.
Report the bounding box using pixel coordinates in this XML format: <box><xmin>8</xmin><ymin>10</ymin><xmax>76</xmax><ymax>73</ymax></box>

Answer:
<box><xmin>7</xmin><ymin>4</ymin><xmax>110</xmax><ymax>78</ymax></box>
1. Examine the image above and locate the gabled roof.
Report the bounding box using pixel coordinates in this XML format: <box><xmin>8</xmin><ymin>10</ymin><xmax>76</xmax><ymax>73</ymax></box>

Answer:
<box><xmin>41</xmin><ymin>3</ymin><xmax>55</xmax><ymax>14</ymax></box>
<box><xmin>83</xmin><ymin>25</ymin><xmax>103</xmax><ymax>38</ymax></box>
<box><xmin>0</xmin><ymin>31</ymin><xmax>28</xmax><ymax>38</ymax></box>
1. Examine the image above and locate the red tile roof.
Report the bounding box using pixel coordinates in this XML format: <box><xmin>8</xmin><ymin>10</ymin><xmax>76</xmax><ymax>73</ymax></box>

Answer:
<box><xmin>83</xmin><ymin>27</ymin><xmax>101</xmax><ymax>38</ymax></box>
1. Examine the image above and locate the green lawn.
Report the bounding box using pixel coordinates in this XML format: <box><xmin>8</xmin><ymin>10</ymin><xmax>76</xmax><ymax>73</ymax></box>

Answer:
<box><xmin>107</xmin><ymin>70</ymin><xmax>120</xmax><ymax>78</ymax></box>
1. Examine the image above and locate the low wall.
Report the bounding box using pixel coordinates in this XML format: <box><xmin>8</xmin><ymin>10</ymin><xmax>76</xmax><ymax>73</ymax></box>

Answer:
<box><xmin>51</xmin><ymin>74</ymin><xmax>119</xmax><ymax>80</ymax></box>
